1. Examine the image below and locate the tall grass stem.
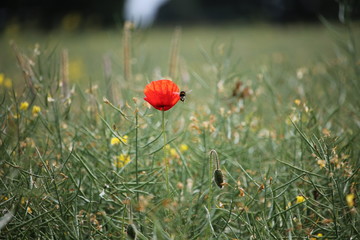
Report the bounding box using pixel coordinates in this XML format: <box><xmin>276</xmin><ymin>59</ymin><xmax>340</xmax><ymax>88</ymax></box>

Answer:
<box><xmin>135</xmin><ymin>110</ymin><xmax>139</xmax><ymax>201</ymax></box>
<box><xmin>123</xmin><ymin>21</ymin><xmax>132</xmax><ymax>82</ymax></box>
<box><xmin>168</xmin><ymin>27</ymin><xmax>181</xmax><ymax>79</ymax></box>
<box><xmin>60</xmin><ymin>49</ymin><xmax>69</xmax><ymax>99</ymax></box>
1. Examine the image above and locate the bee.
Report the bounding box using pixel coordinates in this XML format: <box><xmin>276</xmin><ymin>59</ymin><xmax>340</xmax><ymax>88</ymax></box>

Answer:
<box><xmin>175</xmin><ymin>90</ymin><xmax>192</xmax><ymax>102</ymax></box>
<box><xmin>180</xmin><ymin>91</ymin><xmax>187</xmax><ymax>102</ymax></box>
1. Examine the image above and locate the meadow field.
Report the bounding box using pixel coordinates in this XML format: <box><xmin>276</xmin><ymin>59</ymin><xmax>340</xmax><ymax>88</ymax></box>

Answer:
<box><xmin>0</xmin><ymin>22</ymin><xmax>359</xmax><ymax>239</ymax></box>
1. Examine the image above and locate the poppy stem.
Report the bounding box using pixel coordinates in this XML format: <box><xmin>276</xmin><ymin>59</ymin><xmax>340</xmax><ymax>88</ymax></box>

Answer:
<box><xmin>162</xmin><ymin>110</ymin><xmax>170</xmax><ymax>196</ymax></box>
<box><xmin>208</xmin><ymin>149</ymin><xmax>217</xmax><ymax>210</ymax></box>
<box><xmin>210</xmin><ymin>149</ymin><xmax>220</xmax><ymax>170</ymax></box>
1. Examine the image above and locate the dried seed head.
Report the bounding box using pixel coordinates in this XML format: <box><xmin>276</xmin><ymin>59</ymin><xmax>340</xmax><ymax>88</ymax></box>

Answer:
<box><xmin>214</xmin><ymin>169</ymin><xmax>224</xmax><ymax>189</ymax></box>
<box><xmin>126</xmin><ymin>224</ymin><xmax>137</xmax><ymax>239</ymax></box>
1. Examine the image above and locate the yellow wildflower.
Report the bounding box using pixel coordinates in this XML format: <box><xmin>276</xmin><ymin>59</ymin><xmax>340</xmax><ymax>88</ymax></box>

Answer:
<box><xmin>20</xmin><ymin>101</ymin><xmax>29</xmax><ymax>111</ymax></box>
<box><xmin>4</xmin><ymin>78</ymin><xmax>12</xmax><ymax>88</ymax></box>
<box><xmin>346</xmin><ymin>193</ymin><xmax>355</xmax><ymax>208</ymax></box>
<box><xmin>180</xmin><ymin>144</ymin><xmax>189</xmax><ymax>152</ymax></box>
<box><xmin>295</xmin><ymin>195</ymin><xmax>306</xmax><ymax>204</ymax></box>
<box><xmin>114</xmin><ymin>154</ymin><xmax>131</xmax><ymax>168</ymax></box>
<box><xmin>169</xmin><ymin>148</ymin><xmax>178</xmax><ymax>158</ymax></box>
<box><xmin>110</xmin><ymin>135</ymin><xmax>128</xmax><ymax>145</ymax></box>
<box><xmin>32</xmin><ymin>105</ymin><xmax>41</xmax><ymax>116</ymax></box>
<box><xmin>0</xmin><ymin>73</ymin><xmax>4</xmax><ymax>85</ymax></box>
<box><xmin>294</xmin><ymin>99</ymin><xmax>301</xmax><ymax>106</ymax></box>
<box><xmin>111</xmin><ymin>137</ymin><xmax>120</xmax><ymax>145</ymax></box>
<box><xmin>164</xmin><ymin>144</ymin><xmax>180</xmax><ymax>158</ymax></box>
<box><xmin>27</xmin><ymin>207</ymin><xmax>33</xmax><ymax>214</ymax></box>
<box><xmin>310</xmin><ymin>233</ymin><xmax>323</xmax><ymax>240</ymax></box>
<box><xmin>121</xmin><ymin>135</ymin><xmax>128</xmax><ymax>144</ymax></box>
<box><xmin>0</xmin><ymin>195</ymin><xmax>9</xmax><ymax>201</ymax></box>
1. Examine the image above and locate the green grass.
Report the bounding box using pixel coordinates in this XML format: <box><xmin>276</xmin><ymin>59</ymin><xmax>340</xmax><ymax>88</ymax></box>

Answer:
<box><xmin>0</xmin><ymin>22</ymin><xmax>359</xmax><ymax>239</ymax></box>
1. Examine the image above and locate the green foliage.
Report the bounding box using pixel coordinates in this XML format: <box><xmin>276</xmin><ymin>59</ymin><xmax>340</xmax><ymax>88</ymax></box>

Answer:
<box><xmin>0</xmin><ymin>23</ymin><xmax>359</xmax><ymax>239</ymax></box>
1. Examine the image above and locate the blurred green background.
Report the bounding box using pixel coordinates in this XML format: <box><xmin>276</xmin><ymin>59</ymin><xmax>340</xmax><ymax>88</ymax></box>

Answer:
<box><xmin>0</xmin><ymin>24</ymin><xmax>348</xmax><ymax>86</ymax></box>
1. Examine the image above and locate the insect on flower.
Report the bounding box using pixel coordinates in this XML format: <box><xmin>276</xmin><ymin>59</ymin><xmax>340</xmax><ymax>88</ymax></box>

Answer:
<box><xmin>174</xmin><ymin>90</ymin><xmax>192</xmax><ymax>102</ymax></box>
<box><xmin>144</xmin><ymin>79</ymin><xmax>180</xmax><ymax>111</ymax></box>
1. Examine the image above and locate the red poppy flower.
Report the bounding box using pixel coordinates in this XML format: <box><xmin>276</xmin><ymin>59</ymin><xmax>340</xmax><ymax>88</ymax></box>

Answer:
<box><xmin>144</xmin><ymin>79</ymin><xmax>180</xmax><ymax>111</ymax></box>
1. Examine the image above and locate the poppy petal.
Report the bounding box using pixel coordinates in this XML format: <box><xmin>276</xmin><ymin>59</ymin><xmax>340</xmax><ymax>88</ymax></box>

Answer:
<box><xmin>144</xmin><ymin>79</ymin><xmax>180</xmax><ymax>111</ymax></box>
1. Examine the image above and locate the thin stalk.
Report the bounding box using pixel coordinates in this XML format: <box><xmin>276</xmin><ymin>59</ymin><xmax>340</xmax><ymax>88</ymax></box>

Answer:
<box><xmin>135</xmin><ymin>110</ymin><xmax>139</xmax><ymax>201</ymax></box>
<box><xmin>12</xmin><ymin>89</ymin><xmax>21</xmax><ymax>162</ymax></box>
<box><xmin>162</xmin><ymin>110</ymin><xmax>170</xmax><ymax>196</ymax></box>
<box><xmin>52</xmin><ymin>102</ymin><xmax>63</xmax><ymax>159</ymax></box>
<box><xmin>211</xmin><ymin>149</ymin><xmax>220</xmax><ymax>170</ymax></box>
<box><xmin>168</xmin><ymin>27</ymin><xmax>181</xmax><ymax>79</ymax></box>
<box><xmin>60</xmin><ymin>48</ymin><xmax>69</xmax><ymax>99</ymax></box>
<box><xmin>122</xmin><ymin>202</ymin><xmax>126</xmax><ymax>240</ymax></box>
<box><xmin>208</xmin><ymin>151</ymin><xmax>214</xmax><ymax>209</ymax></box>
<box><xmin>198</xmin><ymin>129</ymin><xmax>207</xmax><ymax>199</ymax></box>
<box><xmin>123</xmin><ymin>21</ymin><xmax>132</xmax><ymax>82</ymax></box>
<box><xmin>208</xmin><ymin>150</ymin><xmax>219</xmax><ymax>209</ymax></box>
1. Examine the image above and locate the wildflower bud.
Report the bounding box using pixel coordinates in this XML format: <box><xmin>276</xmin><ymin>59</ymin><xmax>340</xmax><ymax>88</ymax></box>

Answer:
<box><xmin>26</xmin><ymin>207</ymin><xmax>33</xmax><ymax>214</ymax></box>
<box><xmin>202</xmin><ymin>121</ymin><xmax>209</xmax><ymax>129</ymax></box>
<box><xmin>103</xmin><ymin>97</ymin><xmax>110</xmax><ymax>104</ymax></box>
<box><xmin>177</xmin><ymin>182</ymin><xmax>184</xmax><ymax>189</ymax></box>
<box><xmin>189</xmin><ymin>116</ymin><xmax>198</xmax><ymax>122</ymax></box>
<box><xmin>47</xmin><ymin>94</ymin><xmax>55</xmax><ymax>102</ymax></box>
<box><xmin>126</xmin><ymin>224</ymin><xmax>137</xmax><ymax>239</ymax></box>
<box><xmin>214</xmin><ymin>169</ymin><xmax>224</xmax><ymax>189</ymax></box>
<box><xmin>219</xmin><ymin>107</ymin><xmax>225</xmax><ymax>116</ymax></box>
<box><xmin>239</xmin><ymin>187</ymin><xmax>245</xmax><ymax>197</ymax></box>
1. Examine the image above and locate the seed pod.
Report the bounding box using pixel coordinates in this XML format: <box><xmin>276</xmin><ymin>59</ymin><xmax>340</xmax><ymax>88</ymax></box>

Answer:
<box><xmin>126</xmin><ymin>224</ymin><xmax>137</xmax><ymax>239</ymax></box>
<box><xmin>214</xmin><ymin>169</ymin><xmax>224</xmax><ymax>188</ymax></box>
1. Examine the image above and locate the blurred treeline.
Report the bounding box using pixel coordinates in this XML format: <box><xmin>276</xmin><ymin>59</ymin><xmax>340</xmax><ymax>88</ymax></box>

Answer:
<box><xmin>0</xmin><ymin>0</ymin><xmax>359</xmax><ymax>31</ymax></box>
